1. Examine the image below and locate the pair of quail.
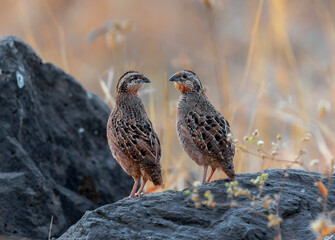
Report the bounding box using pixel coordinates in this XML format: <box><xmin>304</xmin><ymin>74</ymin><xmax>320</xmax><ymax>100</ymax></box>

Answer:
<box><xmin>107</xmin><ymin>70</ymin><xmax>235</xmax><ymax>199</ymax></box>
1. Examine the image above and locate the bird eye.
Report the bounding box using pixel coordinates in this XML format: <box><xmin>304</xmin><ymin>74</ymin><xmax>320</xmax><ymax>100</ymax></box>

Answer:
<box><xmin>183</xmin><ymin>74</ymin><xmax>187</xmax><ymax>78</ymax></box>
<box><xmin>133</xmin><ymin>75</ymin><xmax>138</xmax><ymax>80</ymax></box>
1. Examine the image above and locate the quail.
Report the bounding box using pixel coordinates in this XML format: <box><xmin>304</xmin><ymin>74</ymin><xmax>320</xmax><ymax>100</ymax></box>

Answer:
<box><xmin>107</xmin><ymin>71</ymin><xmax>164</xmax><ymax>199</ymax></box>
<box><xmin>169</xmin><ymin>70</ymin><xmax>235</xmax><ymax>184</ymax></box>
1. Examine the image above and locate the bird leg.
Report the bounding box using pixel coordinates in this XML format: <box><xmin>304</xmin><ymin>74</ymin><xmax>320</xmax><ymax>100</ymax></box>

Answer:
<box><xmin>135</xmin><ymin>178</ymin><xmax>148</xmax><ymax>198</ymax></box>
<box><xmin>123</xmin><ymin>177</ymin><xmax>140</xmax><ymax>200</ymax></box>
<box><xmin>206</xmin><ymin>167</ymin><xmax>216</xmax><ymax>183</ymax></box>
<box><xmin>202</xmin><ymin>165</ymin><xmax>208</xmax><ymax>185</ymax></box>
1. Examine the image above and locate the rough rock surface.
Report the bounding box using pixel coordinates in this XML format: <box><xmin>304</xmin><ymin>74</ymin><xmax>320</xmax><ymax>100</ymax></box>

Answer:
<box><xmin>58</xmin><ymin>169</ymin><xmax>335</xmax><ymax>240</ymax></box>
<box><xmin>0</xmin><ymin>36</ymin><xmax>133</xmax><ymax>239</ymax></box>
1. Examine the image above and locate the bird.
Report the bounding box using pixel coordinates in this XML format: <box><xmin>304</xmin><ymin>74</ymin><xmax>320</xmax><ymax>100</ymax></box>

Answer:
<box><xmin>107</xmin><ymin>71</ymin><xmax>164</xmax><ymax>199</ymax></box>
<box><xmin>169</xmin><ymin>70</ymin><xmax>235</xmax><ymax>185</ymax></box>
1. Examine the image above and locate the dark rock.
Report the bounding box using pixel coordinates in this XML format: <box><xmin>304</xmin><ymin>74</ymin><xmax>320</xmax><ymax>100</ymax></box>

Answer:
<box><xmin>58</xmin><ymin>169</ymin><xmax>335</xmax><ymax>240</ymax></box>
<box><xmin>0</xmin><ymin>36</ymin><xmax>133</xmax><ymax>239</ymax></box>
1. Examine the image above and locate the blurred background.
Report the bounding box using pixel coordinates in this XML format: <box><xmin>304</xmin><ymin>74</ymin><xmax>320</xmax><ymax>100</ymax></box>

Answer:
<box><xmin>1</xmin><ymin>0</ymin><xmax>334</xmax><ymax>191</ymax></box>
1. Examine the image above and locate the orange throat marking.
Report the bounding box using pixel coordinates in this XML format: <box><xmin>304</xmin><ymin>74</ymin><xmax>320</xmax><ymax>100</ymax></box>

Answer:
<box><xmin>121</xmin><ymin>85</ymin><xmax>142</xmax><ymax>95</ymax></box>
<box><xmin>174</xmin><ymin>82</ymin><xmax>191</xmax><ymax>94</ymax></box>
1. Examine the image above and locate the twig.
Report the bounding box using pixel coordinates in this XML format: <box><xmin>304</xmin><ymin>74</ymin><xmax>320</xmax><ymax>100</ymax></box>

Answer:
<box><xmin>48</xmin><ymin>215</ymin><xmax>53</xmax><ymax>240</ymax></box>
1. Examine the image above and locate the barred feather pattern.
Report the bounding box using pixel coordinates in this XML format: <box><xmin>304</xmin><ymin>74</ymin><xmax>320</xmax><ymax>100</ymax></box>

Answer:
<box><xmin>107</xmin><ymin>93</ymin><xmax>163</xmax><ymax>186</ymax></box>
<box><xmin>176</xmin><ymin>91</ymin><xmax>235</xmax><ymax>178</ymax></box>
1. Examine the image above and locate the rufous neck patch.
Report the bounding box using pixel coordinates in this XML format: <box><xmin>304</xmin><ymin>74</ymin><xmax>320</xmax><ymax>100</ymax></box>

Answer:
<box><xmin>174</xmin><ymin>82</ymin><xmax>191</xmax><ymax>94</ymax></box>
<box><xmin>128</xmin><ymin>85</ymin><xmax>142</xmax><ymax>94</ymax></box>
<box><xmin>118</xmin><ymin>85</ymin><xmax>142</xmax><ymax>94</ymax></box>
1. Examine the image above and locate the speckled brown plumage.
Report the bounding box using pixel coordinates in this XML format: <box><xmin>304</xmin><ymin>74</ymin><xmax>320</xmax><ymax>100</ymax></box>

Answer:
<box><xmin>107</xmin><ymin>71</ymin><xmax>163</xmax><ymax>199</ymax></box>
<box><xmin>169</xmin><ymin>70</ymin><xmax>235</xmax><ymax>184</ymax></box>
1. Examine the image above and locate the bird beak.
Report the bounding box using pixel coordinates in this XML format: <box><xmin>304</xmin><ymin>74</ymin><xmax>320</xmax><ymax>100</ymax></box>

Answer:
<box><xmin>168</xmin><ymin>74</ymin><xmax>178</xmax><ymax>82</ymax></box>
<box><xmin>142</xmin><ymin>76</ymin><xmax>151</xmax><ymax>83</ymax></box>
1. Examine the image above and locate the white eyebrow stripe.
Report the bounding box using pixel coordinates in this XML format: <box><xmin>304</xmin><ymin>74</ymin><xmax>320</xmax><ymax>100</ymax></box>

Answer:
<box><xmin>184</xmin><ymin>70</ymin><xmax>202</xmax><ymax>89</ymax></box>
<box><xmin>117</xmin><ymin>72</ymin><xmax>140</xmax><ymax>89</ymax></box>
<box><xmin>124</xmin><ymin>72</ymin><xmax>137</xmax><ymax>78</ymax></box>
<box><xmin>194</xmin><ymin>77</ymin><xmax>202</xmax><ymax>88</ymax></box>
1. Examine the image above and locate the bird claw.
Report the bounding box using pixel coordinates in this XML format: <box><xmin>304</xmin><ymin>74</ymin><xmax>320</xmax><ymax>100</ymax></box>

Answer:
<box><xmin>135</xmin><ymin>192</ymin><xmax>143</xmax><ymax>198</ymax></box>
<box><xmin>123</xmin><ymin>195</ymin><xmax>136</xmax><ymax>200</ymax></box>
<box><xmin>123</xmin><ymin>193</ymin><xmax>143</xmax><ymax>200</ymax></box>
<box><xmin>202</xmin><ymin>181</ymin><xmax>211</xmax><ymax>186</ymax></box>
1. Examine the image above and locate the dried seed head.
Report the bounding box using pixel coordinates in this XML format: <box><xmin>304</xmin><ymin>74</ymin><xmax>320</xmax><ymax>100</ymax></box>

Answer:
<box><xmin>202</xmin><ymin>0</ymin><xmax>223</xmax><ymax>9</ymax></box>
<box><xmin>276</xmin><ymin>134</ymin><xmax>282</xmax><ymax>141</ymax></box>
<box><xmin>310</xmin><ymin>159</ymin><xmax>319</xmax><ymax>167</ymax></box>
<box><xmin>299</xmin><ymin>149</ymin><xmax>307</xmax><ymax>155</ymax></box>
<box><xmin>303</xmin><ymin>133</ymin><xmax>312</xmax><ymax>141</ymax></box>
<box><xmin>271</xmin><ymin>142</ymin><xmax>280</xmax><ymax>150</ymax></box>
<box><xmin>310</xmin><ymin>215</ymin><xmax>325</xmax><ymax>233</ymax></box>
<box><xmin>271</xmin><ymin>151</ymin><xmax>278</xmax><ymax>157</ymax></box>
<box><xmin>252</xmin><ymin>129</ymin><xmax>259</xmax><ymax>137</ymax></box>
<box><xmin>318</xmin><ymin>99</ymin><xmax>331</xmax><ymax>118</ymax></box>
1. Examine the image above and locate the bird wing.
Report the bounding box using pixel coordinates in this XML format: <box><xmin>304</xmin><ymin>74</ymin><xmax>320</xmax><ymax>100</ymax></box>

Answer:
<box><xmin>111</xmin><ymin>117</ymin><xmax>161</xmax><ymax>165</ymax></box>
<box><xmin>185</xmin><ymin>110</ymin><xmax>235</xmax><ymax>160</ymax></box>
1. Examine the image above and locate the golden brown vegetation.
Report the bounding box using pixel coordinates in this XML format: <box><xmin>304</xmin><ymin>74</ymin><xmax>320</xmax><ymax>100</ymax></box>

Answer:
<box><xmin>2</xmin><ymin>1</ymin><xmax>334</xmax><ymax>238</ymax></box>
<box><xmin>187</xmin><ymin>173</ymin><xmax>283</xmax><ymax>237</ymax></box>
<box><xmin>1</xmin><ymin>0</ymin><xmax>333</xmax><ymax>193</ymax></box>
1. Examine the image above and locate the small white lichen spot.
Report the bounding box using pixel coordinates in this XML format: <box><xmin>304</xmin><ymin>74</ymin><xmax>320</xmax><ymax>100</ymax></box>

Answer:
<box><xmin>87</xmin><ymin>92</ymin><xmax>93</xmax><ymax>99</ymax></box>
<box><xmin>16</xmin><ymin>71</ymin><xmax>24</xmax><ymax>88</ymax></box>
<box><xmin>9</xmin><ymin>40</ymin><xmax>14</xmax><ymax>49</ymax></box>
<box><xmin>78</xmin><ymin>128</ymin><xmax>85</xmax><ymax>134</ymax></box>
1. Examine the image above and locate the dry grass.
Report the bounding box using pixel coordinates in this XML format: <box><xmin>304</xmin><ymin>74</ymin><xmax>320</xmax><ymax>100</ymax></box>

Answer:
<box><xmin>1</xmin><ymin>0</ymin><xmax>334</xmax><ymax>190</ymax></box>
<box><xmin>2</xmin><ymin>1</ymin><xmax>335</xmax><ymax>238</ymax></box>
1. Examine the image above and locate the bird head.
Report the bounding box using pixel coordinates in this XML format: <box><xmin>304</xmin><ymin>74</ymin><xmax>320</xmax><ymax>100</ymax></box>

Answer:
<box><xmin>168</xmin><ymin>70</ymin><xmax>203</xmax><ymax>94</ymax></box>
<box><xmin>116</xmin><ymin>71</ymin><xmax>150</xmax><ymax>94</ymax></box>
<box><xmin>220</xmin><ymin>159</ymin><xmax>235</xmax><ymax>180</ymax></box>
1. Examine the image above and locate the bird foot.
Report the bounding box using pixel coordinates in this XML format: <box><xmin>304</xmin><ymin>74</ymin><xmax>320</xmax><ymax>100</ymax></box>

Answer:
<box><xmin>202</xmin><ymin>181</ymin><xmax>212</xmax><ymax>186</ymax></box>
<box><xmin>123</xmin><ymin>195</ymin><xmax>137</xmax><ymax>200</ymax></box>
<box><xmin>123</xmin><ymin>193</ymin><xmax>143</xmax><ymax>200</ymax></box>
<box><xmin>135</xmin><ymin>192</ymin><xmax>143</xmax><ymax>198</ymax></box>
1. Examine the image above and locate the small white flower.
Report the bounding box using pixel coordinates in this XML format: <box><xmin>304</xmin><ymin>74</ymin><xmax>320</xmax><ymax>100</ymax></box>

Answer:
<box><xmin>193</xmin><ymin>181</ymin><xmax>201</xmax><ymax>187</ymax></box>
<box><xmin>310</xmin><ymin>159</ymin><xmax>319</xmax><ymax>167</ymax></box>
<box><xmin>257</xmin><ymin>140</ymin><xmax>264</xmax><ymax>147</ymax></box>
<box><xmin>272</xmin><ymin>142</ymin><xmax>280</xmax><ymax>150</ymax></box>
